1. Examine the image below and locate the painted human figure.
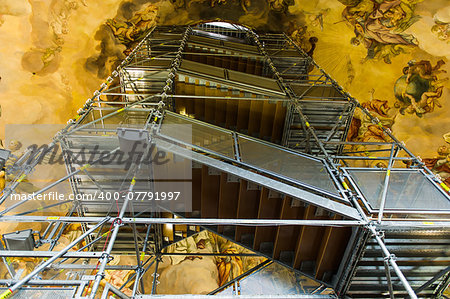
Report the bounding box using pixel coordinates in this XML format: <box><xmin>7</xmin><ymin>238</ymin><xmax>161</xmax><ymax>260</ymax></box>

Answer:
<box><xmin>423</xmin><ymin>144</ymin><xmax>450</xmax><ymax>190</ymax></box>
<box><xmin>394</xmin><ymin>60</ymin><xmax>447</xmax><ymax>116</ymax></box>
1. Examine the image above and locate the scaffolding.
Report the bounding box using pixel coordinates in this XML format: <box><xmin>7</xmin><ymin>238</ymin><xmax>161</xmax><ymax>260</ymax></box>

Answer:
<box><xmin>0</xmin><ymin>22</ymin><xmax>449</xmax><ymax>298</ymax></box>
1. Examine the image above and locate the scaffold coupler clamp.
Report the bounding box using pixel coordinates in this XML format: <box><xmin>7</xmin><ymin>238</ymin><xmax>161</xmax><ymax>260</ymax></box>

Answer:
<box><xmin>368</xmin><ymin>223</ymin><xmax>385</xmax><ymax>238</ymax></box>
<box><xmin>371</xmin><ymin>117</ymin><xmax>380</xmax><ymax>125</ymax></box>
<box><xmin>157</xmin><ymin>98</ymin><xmax>166</xmax><ymax>107</ymax></box>
<box><xmin>104</xmin><ymin>253</ymin><xmax>114</xmax><ymax>263</ymax></box>
<box><xmin>155</xmin><ymin>254</ymin><xmax>163</xmax><ymax>263</ymax></box>
<box><xmin>159</xmin><ymin>92</ymin><xmax>168</xmax><ymax>105</ymax></box>
<box><xmin>106</xmin><ymin>76</ymin><xmax>114</xmax><ymax>84</ymax></box>
<box><xmin>384</xmin><ymin>253</ymin><xmax>396</xmax><ymax>263</ymax></box>
<box><xmin>412</xmin><ymin>156</ymin><xmax>425</xmax><ymax>168</ymax></box>
<box><xmin>154</xmin><ymin>107</ymin><xmax>164</xmax><ymax>119</ymax></box>
<box><xmin>112</xmin><ymin>217</ymin><xmax>123</xmax><ymax>228</ymax></box>
<box><xmin>376</xmin><ymin>230</ymin><xmax>385</xmax><ymax>240</ymax></box>
<box><xmin>94</xmin><ymin>270</ymin><xmax>105</xmax><ymax>280</ymax></box>
<box><xmin>366</xmin><ymin>221</ymin><xmax>377</xmax><ymax>232</ymax></box>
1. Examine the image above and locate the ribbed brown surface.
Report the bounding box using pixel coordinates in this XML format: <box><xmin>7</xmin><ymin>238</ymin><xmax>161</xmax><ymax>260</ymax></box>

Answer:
<box><xmin>185</xmin><ymin>165</ymin><xmax>352</xmax><ymax>282</ymax></box>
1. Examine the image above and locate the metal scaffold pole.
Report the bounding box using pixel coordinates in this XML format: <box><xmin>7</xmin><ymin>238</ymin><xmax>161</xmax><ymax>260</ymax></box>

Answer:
<box><xmin>245</xmin><ymin>29</ymin><xmax>353</xmax><ymax>204</ymax></box>
<box><xmin>367</xmin><ymin>224</ymin><xmax>418</xmax><ymax>299</ymax></box>
<box><xmin>0</xmin><ymin>217</ymin><xmax>109</xmax><ymax>299</ymax></box>
<box><xmin>247</xmin><ymin>30</ymin><xmax>421</xmax><ymax>298</ymax></box>
<box><xmin>87</xmin><ymin>170</ymin><xmax>141</xmax><ymax>298</ymax></box>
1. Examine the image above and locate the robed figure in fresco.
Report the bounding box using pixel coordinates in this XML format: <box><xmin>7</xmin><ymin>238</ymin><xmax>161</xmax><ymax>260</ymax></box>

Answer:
<box><xmin>340</xmin><ymin>0</ymin><xmax>420</xmax><ymax>63</ymax></box>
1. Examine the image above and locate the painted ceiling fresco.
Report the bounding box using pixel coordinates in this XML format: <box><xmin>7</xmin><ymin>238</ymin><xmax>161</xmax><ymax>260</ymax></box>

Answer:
<box><xmin>0</xmin><ymin>0</ymin><xmax>449</xmax><ymax>186</ymax></box>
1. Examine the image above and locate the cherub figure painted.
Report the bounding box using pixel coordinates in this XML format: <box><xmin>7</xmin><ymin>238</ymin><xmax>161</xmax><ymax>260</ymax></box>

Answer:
<box><xmin>394</xmin><ymin>60</ymin><xmax>447</xmax><ymax>117</ymax></box>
